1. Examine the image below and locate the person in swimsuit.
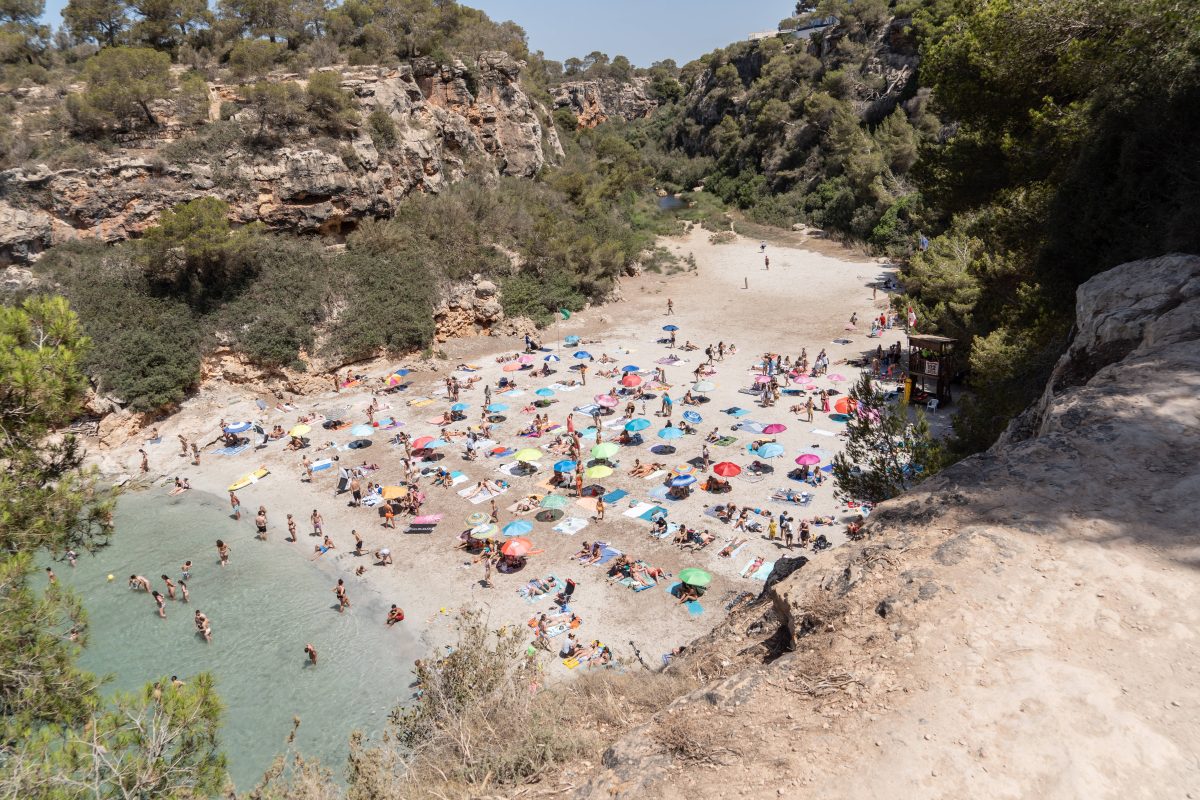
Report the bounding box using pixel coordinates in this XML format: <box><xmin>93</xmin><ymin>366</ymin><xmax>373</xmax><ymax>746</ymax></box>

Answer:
<box><xmin>195</xmin><ymin>610</ymin><xmax>212</xmax><ymax>642</ymax></box>
<box><xmin>286</xmin><ymin>514</ymin><xmax>297</xmax><ymax>542</ymax></box>
<box><xmin>229</xmin><ymin>491</ymin><xmax>241</xmax><ymax>520</ymax></box>
<box><xmin>152</xmin><ymin>590</ymin><xmax>166</xmax><ymax>618</ymax></box>
<box><xmin>304</xmin><ymin>643</ymin><xmax>318</xmax><ymax>666</ymax></box>
<box><xmin>333</xmin><ymin>579</ymin><xmax>350</xmax><ymax>612</ymax></box>
<box><xmin>216</xmin><ymin>539</ymin><xmax>230</xmax><ymax>566</ymax></box>
<box><xmin>255</xmin><ymin>507</ymin><xmax>268</xmax><ymax>539</ymax></box>
<box><xmin>386</xmin><ymin>605</ymin><xmax>404</xmax><ymax>626</ymax></box>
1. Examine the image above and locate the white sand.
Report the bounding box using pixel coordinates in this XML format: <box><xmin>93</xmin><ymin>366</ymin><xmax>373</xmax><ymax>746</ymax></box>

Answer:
<box><xmin>97</xmin><ymin>227</ymin><xmax>903</xmax><ymax>671</ymax></box>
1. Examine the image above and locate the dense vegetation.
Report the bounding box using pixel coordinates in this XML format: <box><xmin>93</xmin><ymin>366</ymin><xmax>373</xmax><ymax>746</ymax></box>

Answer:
<box><xmin>632</xmin><ymin>0</ymin><xmax>1200</xmax><ymax>453</ymax></box>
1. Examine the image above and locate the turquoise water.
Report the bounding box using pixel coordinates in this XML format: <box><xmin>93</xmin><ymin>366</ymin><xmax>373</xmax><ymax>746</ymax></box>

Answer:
<box><xmin>55</xmin><ymin>489</ymin><xmax>419</xmax><ymax>790</ymax></box>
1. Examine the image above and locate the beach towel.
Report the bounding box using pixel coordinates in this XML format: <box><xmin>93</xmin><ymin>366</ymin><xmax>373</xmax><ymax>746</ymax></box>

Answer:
<box><xmin>506</xmin><ymin>494</ymin><xmax>544</xmax><ymax>513</ymax></box>
<box><xmin>650</xmin><ymin>522</ymin><xmax>678</xmax><ymax>540</ymax></box>
<box><xmin>458</xmin><ymin>484</ymin><xmax>508</xmax><ymax>504</ymax></box>
<box><xmin>518</xmin><ymin>576</ymin><xmax>563</xmax><ymax>602</ymax></box>
<box><xmin>703</xmin><ymin>506</ymin><xmax>724</xmax><ymax>520</ymax></box>
<box><xmin>713</xmin><ymin>436</ymin><xmax>738</xmax><ymax>447</ymax></box>
<box><xmin>549</xmin><ymin>383</ymin><xmax>580</xmax><ymax>393</ymax></box>
<box><xmin>810</xmin><ymin>428</ymin><xmax>837</xmax><ymax>437</ymax></box>
<box><xmin>553</xmin><ymin>516</ymin><xmax>589</xmax><ymax>536</ymax></box>
<box><xmin>594</xmin><ymin>545</ymin><xmax>621</xmax><ymax>565</ymax></box>
<box><xmin>617</xmin><ymin>576</ymin><xmax>657</xmax><ymax>592</ymax></box>
<box><xmin>502</xmin><ymin>389</ymin><xmax>526</xmax><ymax>397</ymax></box>
<box><xmin>742</xmin><ymin>559</ymin><xmax>775</xmax><ymax>581</ymax></box>
<box><xmin>310</xmin><ymin>458</ymin><xmax>334</xmax><ymax>472</ymax></box>
<box><xmin>214</xmin><ymin>443</ymin><xmax>250</xmax><ymax>456</ymax></box>
<box><xmin>639</xmin><ymin>505</ymin><xmax>667</xmax><ymax>522</ymax></box>
<box><xmin>648</xmin><ymin>485</ymin><xmax>669</xmax><ymax>501</ymax></box>
<box><xmin>410</xmin><ymin>514</ymin><xmax>443</xmax><ymax>525</ymax></box>
<box><xmin>449</xmin><ymin>471</ymin><xmax>469</xmax><ymax>486</ymax></box>
<box><xmin>575</xmin><ymin>496</ymin><xmax>598</xmax><ymax>513</ymax></box>
<box><xmin>601</xmin><ymin>488</ymin><xmax>628</xmax><ymax>503</ymax></box>
<box><xmin>642</xmin><ymin>469</ymin><xmax>667</xmax><ymax>482</ymax></box>
<box><xmin>667</xmin><ymin>582</ymin><xmax>704</xmax><ymax>616</ymax></box>
<box><xmin>573</xmin><ymin>403</ymin><xmax>601</xmax><ymax>415</ymax></box>
<box><xmin>488</xmin><ymin>448</ymin><xmax>516</xmax><ymax>459</ymax></box>
<box><xmin>723</xmin><ymin>541</ymin><xmax>748</xmax><ymax>560</ymax></box>
<box><xmin>498</xmin><ymin>461</ymin><xmax>539</xmax><ymax>477</ymax></box>
<box><xmin>623</xmin><ymin>502</ymin><xmax>655</xmax><ymax>519</ymax></box>
<box><xmin>724</xmin><ymin>407</ymin><xmax>751</xmax><ymax>417</ymax></box>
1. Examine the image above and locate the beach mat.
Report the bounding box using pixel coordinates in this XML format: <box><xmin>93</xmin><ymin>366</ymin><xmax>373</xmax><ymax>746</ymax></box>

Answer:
<box><xmin>214</xmin><ymin>443</ymin><xmax>249</xmax><ymax>456</ymax></box>
<box><xmin>553</xmin><ymin>517</ymin><xmax>589</xmax><ymax>536</ymax></box>
<box><xmin>638</xmin><ymin>505</ymin><xmax>667</xmax><ymax>522</ymax></box>
<box><xmin>667</xmin><ymin>582</ymin><xmax>704</xmax><ymax>616</ymax></box>
<box><xmin>724</xmin><ymin>407</ymin><xmax>751</xmax><ymax>417</ymax></box>
<box><xmin>713</xmin><ymin>436</ymin><xmax>738</xmax><ymax>446</ymax></box>
<box><xmin>622</xmin><ymin>502</ymin><xmax>655</xmax><ymax>519</ymax></box>
<box><xmin>601</xmin><ymin>488</ymin><xmax>628</xmax><ymax>503</ymax></box>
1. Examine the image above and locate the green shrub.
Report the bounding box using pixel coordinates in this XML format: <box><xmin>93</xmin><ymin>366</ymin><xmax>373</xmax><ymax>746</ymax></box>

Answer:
<box><xmin>366</xmin><ymin>109</ymin><xmax>397</xmax><ymax>150</ymax></box>
<box><xmin>226</xmin><ymin>39</ymin><xmax>284</xmax><ymax>79</ymax></box>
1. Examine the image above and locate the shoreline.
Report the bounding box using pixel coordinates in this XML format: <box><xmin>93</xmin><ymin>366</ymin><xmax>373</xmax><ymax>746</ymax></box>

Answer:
<box><xmin>83</xmin><ymin>227</ymin><xmax>903</xmax><ymax>677</ymax></box>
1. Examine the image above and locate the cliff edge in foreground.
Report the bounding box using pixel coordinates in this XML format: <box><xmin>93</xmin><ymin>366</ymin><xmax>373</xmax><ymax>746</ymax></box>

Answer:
<box><xmin>552</xmin><ymin>254</ymin><xmax>1200</xmax><ymax>799</ymax></box>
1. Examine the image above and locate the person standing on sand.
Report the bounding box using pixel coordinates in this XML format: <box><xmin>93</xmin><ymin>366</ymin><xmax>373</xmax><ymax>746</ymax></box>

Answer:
<box><xmin>666</xmin><ymin>298</ymin><xmax>674</xmax><ymax>315</ymax></box>
<box><xmin>350</xmin><ymin>477</ymin><xmax>362</xmax><ymax>507</ymax></box>
<box><xmin>229</xmin><ymin>491</ymin><xmax>241</xmax><ymax>520</ymax></box>
<box><xmin>595</xmin><ymin>496</ymin><xmax>606</xmax><ymax>521</ymax></box>
<box><xmin>286</xmin><ymin>514</ymin><xmax>297</xmax><ymax>542</ymax></box>
<box><xmin>579</xmin><ymin>363</ymin><xmax>588</xmax><ymax>386</ymax></box>
<box><xmin>805</xmin><ymin>396</ymin><xmax>815</xmax><ymax>422</ymax></box>
<box><xmin>489</xmin><ymin>498</ymin><xmax>499</xmax><ymax>523</ymax></box>
<box><xmin>303</xmin><ymin>456</ymin><xmax>313</xmax><ymax>482</ymax></box>
<box><xmin>701</xmin><ymin>443</ymin><xmax>711</xmax><ymax>472</ymax></box>
<box><xmin>764</xmin><ymin>254</ymin><xmax>770</xmax><ymax>270</ymax></box>
<box><xmin>139</xmin><ymin>449</ymin><xmax>149</xmax><ymax>473</ymax></box>
<box><xmin>333</xmin><ymin>579</ymin><xmax>350</xmax><ymax>612</ymax></box>
<box><xmin>311</xmin><ymin>509</ymin><xmax>323</xmax><ymax>537</ymax></box>
<box><xmin>178</xmin><ymin>435</ymin><xmax>188</xmax><ymax>456</ymax></box>
<box><xmin>481</xmin><ymin>551</ymin><xmax>494</xmax><ymax>588</ymax></box>
<box><xmin>255</xmin><ymin>507</ymin><xmax>268</xmax><ymax>539</ymax></box>
<box><xmin>216</xmin><ymin>539</ymin><xmax>230</xmax><ymax>566</ymax></box>
<box><xmin>661</xmin><ymin>393</ymin><xmax>673</xmax><ymax>418</ymax></box>
<box><xmin>191</xmin><ymin>443</ymin><xmax>200</xmax><ymax>466</ymax></box>
<box><xmin>304</xmin><ymin>643</ymin><xmax>318</xmax><ymax>665</ymax></box>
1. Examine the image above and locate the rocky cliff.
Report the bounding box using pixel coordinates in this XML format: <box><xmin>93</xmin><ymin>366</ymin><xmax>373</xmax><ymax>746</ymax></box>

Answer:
<box><xmin>551</xmin><ymin>77</ymin><xmax>657</xmax><ymax>127</ymax></box>
<box><xmin>0</xmin><ymin>52</ymin><xmax>563</xmax><ymax>263</ymax></box>
<box><xmin>539</xmin><ymin>254</ymin><xmax>1200</xmax><ymax>798</ymax></box>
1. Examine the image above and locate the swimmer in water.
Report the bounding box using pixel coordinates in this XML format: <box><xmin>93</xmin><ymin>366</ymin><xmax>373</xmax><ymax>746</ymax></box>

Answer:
<box><xmin>161</xmin><ymin>574</ymin><xmax>176</xmax><ymax>600</ymax></box>
<box><xmin>194</xmin><ymin>610</ymin><xmax>212</xmax><ymax>643</ymax></box>
<box><xmin>333</xmin><ymin>579</ymin><xmax>350</xmax><ymax>613</ymax></box>
<box><xmin>179</xmin><ymin>580</ymin><xmax>189</xmax><ymax>603</ymax></box>
<box><xmin>304</xmin><ymin>643</ymin><xmax>318</xmax><ymax>666</ymax></box>
<box><xmin>152</xmin><ymin>590</ymin><xmax>166</xmax><ymax>618</ymax></box>
<box><xmin>128</xmin><ymin>574</ymin><xmax>151</xmax><ymax>592</ymax></box>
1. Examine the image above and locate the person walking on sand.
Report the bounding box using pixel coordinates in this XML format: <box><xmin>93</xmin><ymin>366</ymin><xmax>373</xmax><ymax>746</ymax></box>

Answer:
<box><xmin>216</xmin><ymin>539</ymin><xmax>230</xmax><ymax>566</ymax></box>
<box><xmin>286</xmin><ymin>514</ymin><xmax>297</xmax><ymax>542</ymax></box>
<box><xmin>595</xmin><ymin>496</ymin><xmax>606</xmax><ymax>521</ymax></box>
<box><xmin>304</xmin><ymin>643</ymin><xmax>318</xmax><ymax>666</ymax></box>
<box><xmin>255</xmin><ymin>507</ymin><xmax>268</xmax><ymax>540</ymax></box>
<box><xmin>229</xmin><ymin>491</ymin><xmax>241</xmax><ymax>520</ymax></box>
<box><xmin>334</xmin><ymin>579</ymin><xmax>350</xmax><ymax>612</ymax></box>
<box><xmin>481</xmin><ymin>551</ymin><xmax>494</xmax><ymax>588</ymax></box>
<box><xmin>303</xmin><ymin>456</ymin><xmax>313</xmax><ymax>482</ymax></box>
<box><xmin>666</xmin><ymin>298</ymin><xmax>674</xmax><ymax>315</ymax></box>
<box><xmin>764</xmin><ymin>254</ymin><xmax>770</xmax><ymax>270</ymax></box>
<box><xmin>178</xmin><ymin>435</ymin><xmax>188</xmax><ymax>457</ymax></box>
<box><xmin>311</xmin><ymin>509</ymin><xmax>323</xmax><ymax>537</ymax></box>
<box><xmin>489</xmin><ymin>498</ymin><xmax>498</xmax><ymax>523</ymax></box>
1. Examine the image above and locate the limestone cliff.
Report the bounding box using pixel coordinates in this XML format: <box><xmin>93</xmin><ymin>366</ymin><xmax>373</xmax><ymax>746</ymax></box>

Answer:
<box><xmin>0</xmin><ymin>52</ymin><xmax>564</xmax><ymax>263</ymax></box>
<box><xmin>550</xmin><ymin>77</ymin><xmax>657</xmax><ymax>127</ymax></box>
<box><xmin>536</xmin><ymin>254</ymin><xmax>1200</xmax><ymax>798</ymax></box>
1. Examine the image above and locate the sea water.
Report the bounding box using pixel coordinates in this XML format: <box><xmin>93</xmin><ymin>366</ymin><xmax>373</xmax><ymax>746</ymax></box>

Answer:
<box><xmin>54</xmin><ymin>489</ymin><xmax>419</xmax><ymax>790</ymax></box>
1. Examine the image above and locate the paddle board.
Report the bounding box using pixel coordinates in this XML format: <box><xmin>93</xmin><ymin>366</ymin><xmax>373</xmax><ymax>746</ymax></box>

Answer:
<box><xmin>227</xmin><ymin>468</ymin><xmax>269</xmax><ymax>492</ymax></box>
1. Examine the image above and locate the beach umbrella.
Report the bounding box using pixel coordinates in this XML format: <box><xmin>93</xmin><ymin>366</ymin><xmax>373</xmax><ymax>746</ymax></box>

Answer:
<box><xmin>620</xmin><ymin>374</ymin><xmax>642</xmax><ymax>388</ymax></box>
<box><xmin>573</xmin><ymin>351</ymin><xmax>591</xmax><ymax>360</ymax></box>
<box><xmin>621</xmin><ymin>364</ymin><xmax>640</xmax><ymax>372</ymax></box>
<box><xmin>763</xmin><ymin>423</ymin><xmax>787</xmax><ymax>434</ymax></box>
<box><xmin>829</xmin><ymin>373</ymin><xmax>847</xmax><ymax>383</ymax></box>
<box><xmin>470</xmin><ymin>524</ymin><xmax>498</xmax><ymax>540</ymax></box>
<box><xmin>223</xmin><ymin>421</ymin><xmax>252</xmax><ymax>434</ymax></box>
<box><xmin>755</xmin><ymin>443</ymin><xmax>785</xmax><ymax>458</ymax></box>
<box><xmin>834</xmin><ymin>397</ymin><xmax>851</xmax><ymax>414</ymax></box>
<box><xmin>662</xmin><ymin>325</ymin><xmax>679</xmax><ymax>332</ymax></box>
<box><xmin>535</xmin><ymin>388</ymin><xmax>555</xmax><ymax>397</ymax></box>
<box><xmin>513</xmin><ymin>448</ymin><xmax>543</xmax><ymax>463</ymax></box>
<box><xmin>678</xmin><ymin>568</ymin><xmax>712</xmax><ymax>588</ymax></box>
<box><xmin>553</xmin><ymin>459</ymin><xmax>577</xmax><ymax>472</ymax></box>
<box><xmin>682</xmin><ymin>411</ymin><xmax>702</xmax><ymax>424</ymax></box>
<box><xmin>657</xmin><ymin>427</ymin><xmax>683</xmax><ymax>440</ymax></box>
<box><xmin>754</xmin><ymin>375</ymin><xmax>772</xmax><ymax>385</ymax></box>
<box><xmin>674</xmin><ymin>464</ymin><xmax>694</xmax><ymax>475</ymax></box>
<box><xmin>381</xmin><ymin>485</ymin><xmax>408</xmax><ymax>500</ymax></box>
<box><xmin>486</xmin><ymin>403</ymin><xmax>508</xmax><ymax>413</ymax></box>
<box><xmin>501</xmin><ymin>537</ymin><xmax>533</xmax><ymax>557</ymax></box>
<box><xmin>591</xmin><ymin>442</ymin><xmax>619</xmax><ymax>460</ymax></box>
<box><xmin>578</xmin><ymin>426</ymin><xmax>599</xmax><ymax>439</ymax></box>
<box><xmin>564</xmin><ymin>335</ymin><xmax>580</xmax><ymax>345</ymax></box>
<box><xmin>544</xmin><ymin>354</ymin><xmax>561</xmax><ymax>362</ymax></box>
<box><xmin>412</xmin><ymin>435</ymin><xmax>435</xmax><ymax>449</ymax></box>
<box><xmin>502</xmin><ymin>363</ymin><xmax>522</xmax><ymax>372</ymax></box>
<box><xmin>424</xmin><ymin>439</ymin><xmax>448</xmax><ymax>449</ymax></box>
<box><xmin>670</xmin><ymin>474</ymin><xmax>697</xmax><ymax>488</ymax></box>
<box><xmin>502</xmin><ymin>520</ymin><xmax>533</xmax><ymax>537</ymax></box>
<box><xmin>540</xmin><ymin>494</ymin><xmax>569</xmax><ymax>510</ymax></box>
<box><xmin>466</xmin><ymin>511</ymin><xmax>489</xmax><ymax>525</ymax></box>
<box><xmin>692</xmin><ymin>381</ymin><xmax>715</xmax><ymax>393</ymax></box>
<box><xmin>351</xmin><ymin>424</ymin><xmax>375</xmax><ymax>437</ymax></box>
<box><xmin>288</xmin><ymin>424</ymin><xmax>311</xmax><ymax>437</ymax></box>
<box><xmin>518</xmin><ymin>354</ymin><xmax>534</xmax><ymax>365</ymax></box>
<box><xmin>712</xmin><ymin>461</ymin><xmax>741</xmax><ymax>477</ymax></box>
<box><xmin>450</xmin><ymin>402</ymin><xmax>469</xmax><ymax>412</ymax></box>
<box><xmin>393</xmin><ymin>369</ymin><xmax>411</xmax><ymax>377</ymax></box>
<box><xmin>386</xmin><ymin>374</ymin><xmax>406</xmax><ymax>387</ymax></box>
<box><xmin>595</xmin><ymin>394</ymin><xmax>618</xmax><ymax>408</ymax></box>
<box><xmin>625</xmin><ymin>418</ymin><xmax>651</xmax><ymax>432</ymax></box>
<box><xmin>585</xmin><ymin>464</ymin><xmax>613</xmax><ymax>479</ymax></box>
<box><xmin>795</xmin><ymin>454</ymin><xmax>821</xmax><ymax>466</ymax></box>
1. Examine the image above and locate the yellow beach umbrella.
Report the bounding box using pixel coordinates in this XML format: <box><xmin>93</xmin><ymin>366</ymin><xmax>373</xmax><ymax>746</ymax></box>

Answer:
<box><xmin>381</xmin><ymin>485</ymin><xmax>408</xmax><ymax>500</ymax></box>
<box><xmin>288</xmin><ymin>424</ymin><xmax>311</xmax><ymax>437</ymax></box>
<box><xmin>513</xmin><ymin>448</ymin><xmax>543</xmax><ymax>463</ymax></box>
<box><xmin>585</xmin><ymin>464</ymin><xmax>613</xmax><ymax>479</ymax></box>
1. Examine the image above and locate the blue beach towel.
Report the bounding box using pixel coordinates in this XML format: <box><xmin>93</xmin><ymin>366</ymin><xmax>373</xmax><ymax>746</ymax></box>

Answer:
<box><xmin>601</xmin><ymin>488</ymin><xmax>628</xmax><ymax>503</ymax></box>
<box><xmin>667</xmin><ymin>582</ymin><xmax>704</xmax><ymax>615</ymax></box>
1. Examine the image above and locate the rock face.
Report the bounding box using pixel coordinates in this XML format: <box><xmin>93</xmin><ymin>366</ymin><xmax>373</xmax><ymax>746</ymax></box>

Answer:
<box><xmin>554</xmin><ymin>255</ymin><xmax>1200</xmax><ymax>799</ymax></box>
<box><xmin>0</xmin><ymin>53</ymin><xmax>564</xmax><ymax>263</ymax></box>
<box><xmin>551</xmin><ymin>77</ymin><xmax>657</xmax><ymax>128</ymax></box>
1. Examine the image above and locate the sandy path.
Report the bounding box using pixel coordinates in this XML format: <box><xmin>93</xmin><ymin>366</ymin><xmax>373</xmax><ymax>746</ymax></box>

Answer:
<box><xmin>98</xmin><ymin>227</ymin><xmax>899</xmax><ymax>674</ymax></box>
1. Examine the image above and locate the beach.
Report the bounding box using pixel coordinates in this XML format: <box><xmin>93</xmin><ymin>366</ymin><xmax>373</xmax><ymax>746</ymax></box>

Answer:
<box><xmin>83</xmin><ymin>225</ymin><xmax>904</xmax><ymax>768</ymax></box>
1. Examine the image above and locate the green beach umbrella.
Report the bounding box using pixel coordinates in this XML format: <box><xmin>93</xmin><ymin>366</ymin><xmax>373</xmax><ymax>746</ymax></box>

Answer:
<box><xmin>591</xmin><ymin>442</ymin><xmax>619</xmax><ymax>460</ymax></box>
<box><xmin>678</xmin><ymin>568</ymin><xmax>712</xmax><ymax>588</ymax></box>
<box><xmin>585</xmin><ymin>464</ymin><xmax>613</xmax><ymax>479</ymax></box>
<box><xmin>540</xmin><ymin>494</ymin><xmax>569</xmax><ymax>510</ymax></box>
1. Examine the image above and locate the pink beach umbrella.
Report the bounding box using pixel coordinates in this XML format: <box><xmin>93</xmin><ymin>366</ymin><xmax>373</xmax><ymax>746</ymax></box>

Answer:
<box><xmin>828</xmin><ymin>373</ymin><xmax>847</xmax><ymax>382</ymax></box>
<box><xmin>795</xmin><ymin>453</ymin><xmax>821</xmax><ymax>466</ymax></box>
<box><xmin>595</xmin><ymin>394</ymin><xmax>619</xmax><ymax>408</ymax></box>
<box><xmin>763</xmin><ymin>423</ymin><xmax>787</xmax><ymax>434</ymax></box>
<box><xmin>754</xmin><ymin>375</ymin><xmax>772</xmax><ymax>384</ymax></box>
<box><xmin>502</xmin><ymin>363</ymin><xmax>522</xmax><ymax>372</ymax></box>
<box><xmin>518</xmin><ymin>354</ymin><xmax>534</xmax><ymax>365</ymax></box>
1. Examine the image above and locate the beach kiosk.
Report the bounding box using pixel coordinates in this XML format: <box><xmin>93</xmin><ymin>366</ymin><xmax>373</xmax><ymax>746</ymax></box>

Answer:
<box><xmin>906</xmin><ymin>334</ymin><xmax>956</xmax><ymax>406</ymax></box>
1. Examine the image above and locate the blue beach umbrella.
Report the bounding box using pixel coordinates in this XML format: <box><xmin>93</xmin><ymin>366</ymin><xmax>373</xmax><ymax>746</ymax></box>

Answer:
<box><xmin>393</xmin><ymin>369</ymin><xmax>411</xmax><ymax>377</ymax></box>
<box><xmin>535</xmin><ymin>388</ymin><xmax>555</xmax><ymax>397</ymax></box>
<box><xmin>553</xmin><ymin>459</ymin><xmax>577</xmax><ymax>472</ymax></box>
<box><xmin>544</xmin><ymin>354</ymin><xmax>561</xmax><ymax>362</ymax></box>
<box><xmin>502</xmin><ymin>520</ymin><xmax>533</xmax><ymax>537</ymax></box>
<box><xmin>624</xmin><ymin>418</ymin><xmax>651</xmax><ymax>432</ymax></box>
<box><xmin>573</xmin><ymin>351</ymin><xmax>591</xmax><ymax>359</ymax></box>
<box><xmin>486</xmin><ymin>403</ymin><xmax>508</xmax><ymax>413</ymax></box>
<box><xmin>670</xmin><ymin>474</ymin><xmax>697</xmax><ymax>488</ymax></box>
<box><xmin>350</xmin><ymin>424</ymin><xmax>375</xmax><ymax>437</ymax></box>
<box><xmin>754</xmin><ymin>443</ymin><xmax>785</xmax><ymax>458</ymax></box>
<box><xmin>657</xmin><ymin>427</ymin><xmax>684</xmax><ymax>440</ymax></box>
<box><xmin>450</xmin><ymin>402</ymin><xmax>469</xmax><ymax>412</ymax></box>
<box><xmin>682</xmin><ymin>411</ymin><xmax>702</xmax><ymax>424</ymax></box>
<box><xmin>662</xmin><ymin>325</ymin><xmax>679</xmax><ymax>332</ymax></box>
<box><xmin>621</xmin><ymin>364</ymin><xmax>640</xmax><ymax>372</ymax></box>
<box><xmin>425</xmin><ymin>439</ymin><xmax>448</xmax><ymax>449</ymax></box>
<box><xmin>223</xmin><ymin>421</ymin><xmax>252</xmax><ymax>434</ymax></box>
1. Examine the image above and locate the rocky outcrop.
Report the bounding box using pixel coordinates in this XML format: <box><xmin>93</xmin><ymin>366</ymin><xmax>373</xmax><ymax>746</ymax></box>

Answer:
<box><xmin>547</xmin><ymin>255</ymin><xmax>1200</xmax><ymax>799</ymax></box>
<box><xmin>551</xmin><ymin>77</ymin><xmax>656</xmax><ymax>127</ymax></box>
<box><xmin>433</xmin><ymin>274</ymin><xmax>535</xmax><ymax>342</ymax></box>
<box><xmin>0</xmin><ymin>53</ymin><xmax>565</xmax><ymax>263</ymax></box>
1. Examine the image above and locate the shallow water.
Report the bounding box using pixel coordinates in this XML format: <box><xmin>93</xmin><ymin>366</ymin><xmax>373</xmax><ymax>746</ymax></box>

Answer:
<box><xmin>657</xmin><ymin>194</ymin><xmax>687</xmax><ymax>210</ymax></box>
<box><xmin>54</xmin><ymin>489</ymin><xmax>419</xmax><ymax>790</ymax></box>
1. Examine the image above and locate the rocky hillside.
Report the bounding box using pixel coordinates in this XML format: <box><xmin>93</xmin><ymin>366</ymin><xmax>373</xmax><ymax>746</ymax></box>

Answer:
<box><xmin>551</xmin><ymin>77</ymin><xmax>657</xmax><ymax>127</ymax></box>
<box><xmin>543</xmin><ymin>254</ymin><xmax>1200</xmax><ymax>798</ymax></box>
<box><xmin>0</xmin><ymin>52</ymin><xmax>562</xmax><ymax>264</ymax></box>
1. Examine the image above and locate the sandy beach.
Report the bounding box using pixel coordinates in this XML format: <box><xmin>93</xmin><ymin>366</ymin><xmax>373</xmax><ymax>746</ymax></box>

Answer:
<box><xmin>94</xmin><ymin>226</ymin><xmax>902</xmax><ymax>671</ymax></box>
